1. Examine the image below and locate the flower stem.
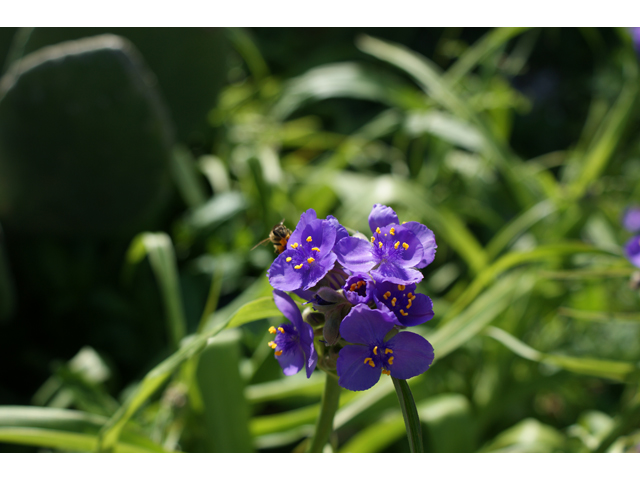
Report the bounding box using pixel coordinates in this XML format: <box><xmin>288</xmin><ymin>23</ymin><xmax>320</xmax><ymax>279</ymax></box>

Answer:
<box><xmin>306</xmin><ymin>373</ymin><xmax>341</xmax><ymax>452</ymax></box>
<box><xmin>392</xmin><ymin>378</ymin><xmax>424</xmax><ymax>453</ymax></box>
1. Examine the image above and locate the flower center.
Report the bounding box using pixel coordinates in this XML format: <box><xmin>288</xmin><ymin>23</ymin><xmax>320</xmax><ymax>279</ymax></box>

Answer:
<box><xmin>363</xmin><ymin>345</ymin><xmax>395</xmax><ymax>375</ymax></box>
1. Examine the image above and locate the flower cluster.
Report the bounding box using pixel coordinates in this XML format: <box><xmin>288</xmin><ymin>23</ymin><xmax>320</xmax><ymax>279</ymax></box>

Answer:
<box><xmin>266</xmin><ymin>205</ymin><xmax>436</xmax><ymax>391</ymax></box>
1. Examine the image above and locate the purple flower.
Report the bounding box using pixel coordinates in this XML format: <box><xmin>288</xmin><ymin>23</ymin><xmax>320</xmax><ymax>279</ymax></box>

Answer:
<box><xmin>624</xmin><ymin>235</ymin><xmax>640</xmax><ymax>268</ymax></box>
<box><xmin>334</xmin><ymin>204</ymin><xmax>436</xmax><ymax>285</ymax></box>
<box><xmin>373</xmin><ymin>281</ymin><xmax>434</xmax><ymax>327</ymax></box>
<box><xmin>623</xmin><ymin>207</ymin><xmax>640</xmax><ymax>233</ymax></box>
<box><xmin>630</xmin><ymin>28</ymin><xmax>640</xmax><ymax>55</ymax></box>
<box><xmin>344</xmin><ymin>273</ymin><xmax>374</xmax><ymax>305</ymax></box>
<box><xmin>269</xmin><ymin>290</ymin><xmax>317</xmax><ymax>378</ymax></box>
<box><xmin>336</xmin><ymin>305</ymin><xmax>434</xmax><ymax>391</ymax></box>
<box><xmin>268</xmin><ymin>209</ymin><xmax>341</xmax><ymax>291</ymax></box>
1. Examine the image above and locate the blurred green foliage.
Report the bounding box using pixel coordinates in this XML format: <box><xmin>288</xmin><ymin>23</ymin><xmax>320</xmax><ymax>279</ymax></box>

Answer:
<box><xmin>1</xmin><ymin>27</ymin><xmax>640</xmax><ymax>453</ymax></box>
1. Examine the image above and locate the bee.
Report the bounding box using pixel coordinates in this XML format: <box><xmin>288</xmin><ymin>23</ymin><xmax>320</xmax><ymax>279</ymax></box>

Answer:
<box><xmin>252</xmin><ymin>220</ymin><xmax>292</xmax><ymax>254</ymax></box>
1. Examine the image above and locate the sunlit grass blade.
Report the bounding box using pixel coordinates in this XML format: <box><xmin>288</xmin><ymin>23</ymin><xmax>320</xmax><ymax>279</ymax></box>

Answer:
<box><xmin>595</xmin><ymin>391</ymin><xmax>640</xmax><ymax>452</ymax></box>
<box><xmin>479</xmin><ymin>418</ymin><xmax>566</xmax><ymax>452</ymax></box>
<box><xmin>444</xmin><ymin>27</ymin><xmax>530</xmax><ymax>85</ymax></box>
<box><xmin>226</xmin><ymin>27</ymin><xmax>270</xmax><ymax>82</ymax></box>
<box><xmin>0</xmin><ymin>407</ymin><xmax>167</xmax><ymax>452</ymax></box>
<box><xmin>96</xmin><ymin>290</ymin><xmax>279</xmax><ymax>452</ymax></box>
<box><xmin>558</xmin><ymin>307</ymin><xmax>640</xmax><ymax>323</ymax></box>
<box><xmin>170</xmin><ymin>145</ymin><xmax>208</xmax><ymax>209</ymax></box>
<box><xmin>126</xmin><ymin>233</ymin><xmax>187</xmax><ymax>350</ymax></box>
<box><xmin>485</xmin><ymin>326</ymin><xmax>638</xmax><ymax>382</ymax></box>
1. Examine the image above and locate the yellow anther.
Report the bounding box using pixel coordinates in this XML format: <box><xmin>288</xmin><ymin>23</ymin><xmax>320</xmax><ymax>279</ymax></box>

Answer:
<box><xmin>358</xmin><ymin>281</ymin><xmax>365</xmax><ymax>288</ymax></box>
<box><xmin>376</xmin><ymin>227</ymin><xmax>381</xmax><ymax>234</ymax></box>
<box><xmin>391</xmin><ymin>297</ymin><xmax>397</xmax><ymax>307</ymax></box>
<box><xmin>364</xmin><ymin>357</ymin><xmax>375</xmax><ymax>368</ymax></box>
<box><xmin>307</xmin><ymin>257</ymin><xmax>315</xmax><ymax>264</ymax></box>
<box><xmin>385</xmin><ymin>348</ymin><xmax>393</xmax><ymax>354</ymax></box>
<box><xmin>278</xmin><ymin>327</ymin><xmax>285</xmax><ymax>333</ymax></box>
<box><xmin>349</xmin><ymin>283</ymin><xmax>357</xmax><ymax>291</ymax></box>
<box><xmin>383</xmin><ymin>291</ymin><xmax>391</xmax><ymax>300</ymax></box>
<box><xmin>268</xmin><ymin>341</ymin><xmax>277</xmax><ymax>349</ymax></box>
<box><xmin>406</xmin><ymin>299</ymin><xmax>412</xmax><ymax>308</ymax></box>
<box><xmin>378</xmin><ymin>241</ymin><xmax>383</xmax><ymax>248</ymax></box>
<box><xmin>371</xmin><ymin>236</ymin><xmax>375</xmax><ymax>243</ymax></box>
<box><xmin>397</xmin><ymin>284</ymin><xmax>405</xmax><ymax>291</ymax></box>
<box><xmin>306</xmin><ymin>236</ymin><xmax>313</xmax><ymax>242</ymax></box>
<box><xmin>286</xmin><ymin>257</ymin><xmax>292</xmax><ymax>262</ymax></box>
<box><xmin>275</xmin><ymin>350</ymin><xmax>283</xmax><ymax>356</ymax></box>
<box><xmin>312</xmin><ymin>247</ymin><xmax>320</xmax><ymax>252</ymax></box>
<box><xmin>268</xmin><ymin>326</ymin><xmax>276</xmax><ymax>334</ymax></box>
<box><xmin>402</xmin><ymin>242</ymin><xmax>409</xmax><ymax>250</ymax></box>
<box><xmin>399</xmin><ymin>309</ymin><xmax>408</xmax><ymax>316</ymax></box>
<box><xmin>294</xmin><ymin>264</ymin><xmax>303</xmax><ymax>270</ymax></box>
<box><xmin>390</xmin><ymin>227</ymin><xmax>395</xmax><ymax>235</ymax></box>
<box><xmin>291</xmin><ymin>242</ymin><xmax>299</xmax><ymax>248</ymax></box>
<box><xmin>388</xmin><ymin>356</ymin><xmax>394</xmax><ymax>365</ymax></box>
<box><xmin>394</xmin><ymin>241</ymin><xmax>400</xmax><ymax>249</ymax></box>
<box><xmin>407</xmin><ymin>292</ymin><xmax>415</xmax><ymax>299</ymax></box>
<box><xmin>373</xmin><ymin>346</ymin><xmax>378</xmax><ymax>355</ymax></box>
<box><xmin>382</xmin><ymin>369</ymin><xmax>390</xmax><ymax>375</ymax></box>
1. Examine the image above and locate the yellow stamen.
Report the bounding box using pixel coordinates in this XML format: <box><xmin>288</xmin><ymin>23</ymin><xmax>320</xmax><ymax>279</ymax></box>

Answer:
<box><xmin>382</xmin><ymin>369</ymin><xmax>390</xmax><ymax>375</ymax></box>
<box><xmin>402</xmin><ymin>242</ymin><xmax>409</xmax><ymax>250</ymax></box>
<box><xmin>373</xmin><ymin>346</ymin><xmax>378</xmax><ymax>355</ymax></box>
<box><xmin>312</xmin><ymin>247</ymin><xmax>320</xmax><ymax>252</ymax></box>
<box><xmin>391</xmin><ymin>297</ymin><xmax>397</xmax><ymax>307</ymax></box>
<box><xmin>390</xmin><ymin>227</ymin><xmax>395</xmax><ymax>235</ymax></box>
<box><xmin>294</xmin><ymin>264</ymin><xmax>303</xmax><ymax>270</ymax></box>
<box><xmin>378</xmin><ymin>241</ymin><xmax>383</xmax><ymax>248</ymax></box>
<box><xmin>376</xmin><ymin>227</ymin><xmax>381</xmax><ymax>234</ymax></box>
<box><xmin>306</xmin><ymin>236</ymin><xmax>312</xmax><ymax>242</ymax></box>
<box><xmin>407</xmin><ymin>292</ymin><xmax>415</xmax><ymax>299</ymax></box>
<box><xmin>268</xmin><ymin>326</ymin><xmax>276</xmax><ymax>334</ymax></box>
<box><xmin>397</xmin><ymin>284</ymin><xmax>405</xmax><ymax>291</ymax></box>
<box><xmin>275</xmin><ymin>350</ymin><xmax>283</xmax><ymax>356</ymax></box>
<box><xmin>394</xmin><ymin>241</ymin><xmax>400</xmax><ymax>249</ymax></box>
<box><xmin>399</xmin><ymin>309</ymin><xmax>408</xmax><ymax>316</ymax></box>
<box><xmin>385</xmin><ymin>348</ymin><xmax>393</xmax><ymax>354</ymax></box>
<box><xmin>349</xmin><ymin>283</ymin><xmax>357</xmax><ymax>291</ymax></box>
<box><xmin>371</xmin><ymin>236</ymin><xmax>375</xmax><ymax>243</ymax></box>
<box><xmin>406</xmin><ymin>299</ymin><xmax>412</xmax><ymax>308</ymax></box>
<box><xmin>291</xmin><ymin>242</ymin><xmax>299</xmax><ymax>248</ymax></box>
<box><xmin>286</xmin><ymin>257</ymin><xmax>292</xmax><ymax>262</ymax></box>
<box><xmin>364</xmin><ymin>357</ymin><xmax>375</xmax><ymax>368</ymax></box>
<box><xmin>383</xmin><ymin>291</ymin><xmax>391</xmax><ymax>300</ymax></box>
<box><xmin>307</xmin><ymin>257</ymin><xmax>315</xmax><ymax>263</ymax></box>
<box><xmin>278</xmin><ymin>327</ymin><xmax>285</xmax><ymax>333</ymax></box>
<box><xmin>388</xmin><ymin>356</ymin><xmax>394</xmax><ymax>365</ymax></box>
<box><xmin>268</xmin><ymin>341</ymin><xmax>277</xmax><ymax>349</ymax></box>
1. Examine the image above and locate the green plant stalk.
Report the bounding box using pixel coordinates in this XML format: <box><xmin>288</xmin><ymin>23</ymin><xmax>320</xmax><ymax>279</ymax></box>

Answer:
<box><xmin>392</xmin><ymin>378</ymin><xmax>424</xmax><ymax>453</ymax></box>
<box><xmin>306</xmin><ymin>374</ymin><xmax>341</xmax><ymax>452</ymax></box>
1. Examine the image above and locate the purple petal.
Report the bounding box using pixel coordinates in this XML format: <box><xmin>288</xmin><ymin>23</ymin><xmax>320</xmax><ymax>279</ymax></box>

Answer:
<box><xmin>301</xmin><ymin>252</ymin><xmax>337</xmax><ymax>290</ymax></box>
<box><xmin>344</xmin><ymin>273</ymin><xmax>374</xmax><ymax>305</ymax></box>
<box><xmin>396</xmin><ymin>293</ymin><xmax>434</xmax><ymax>327</ymax></box>
<box><xmin>625</xmin><ymin>235</ymin><xmax>640</xmax><ymax>268</ymax></box>
<box><xmin>371</xmin><ymin>262</ymin><xmax>424</xmax><ymax>285</ymax></box>
<box><xmin>268</xmin><ymin>254</ymin><xmax>304</xmax><ymax>291</ymax></box>
<box><xmin>288</xmin><ymin>209</ymin><xmax>318</xmax><ymax>246</ymax></box>
<box><xmin>336</xmin><ymin>344</ymin><xmax>382</xmax><ymax>391</ymax></box>
<box><xmin>339</xmin><ymin>304</ymin><xmax>395</xmax><ymax>345</ymax></box>
<box><xmin>276</xmin><ymin>343</ymin><xmax>306</xmax><ymax>376</ymax></box>
<box><xmin>623</xmin><ymin>207</ymin><xmax>640</xmax><ymax>233</ymax></box>
<box><xmin>273</xmin><ymin>290</ymin><xmax>304</xmax><ymax>332</ymax></box>
<box><xmin>368</xmin><ymin>204</ymin><xmax>399</xmax><ymax>233</ymax></box>
<box><xmin>382</xmin><ymin>227</ymin><xmax>424</xmax><ymax>268</ymax></box>
<box><xmin>403</xmin><ymin>221</ymin><xmax>437</xmax><ymax>268</ymax></box>
<box><xmin>386</xmin><ymin>332</ymin><xmax>434</xmax><ymax>380</ymax></box>
<box><xmin>326</xmin><ymin>215</ymin><xmax>349</xmax><ymax>243</ymax></box>
<box><xmin>304</xmin><ymin>335</ymin><xmax>318</xmax><ymax>378</ymax></box>
<box><xmin>334</xmin><ymin>237</ymin><xmax>378</xmax><ymax>273</ymax></box>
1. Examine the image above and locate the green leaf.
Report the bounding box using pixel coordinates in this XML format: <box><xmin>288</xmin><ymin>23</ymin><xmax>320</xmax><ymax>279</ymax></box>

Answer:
<box><xmin>224</xmin><ymin>296</ymin><xmax>280</xmax><ymax>330</ymax></box>
<box><xmin>126</xmin><ymin>232</ymin><xmax>187</xmax><ymax>350</ymax></box>
<box><xmin>170</xmin><ymin>145</ymin><xmax>208</xmax><ymax>208</ymax></box>
<box><xmin>480</xmin><ymin>418</ymin><xmax>566</xmax><ymax>452</ymax></box>
<box><xmin>485</xmin><ymin>326</ymin><xmax>638</xmax><ymax>382</ymax></box>
<box><xmin>392</xmin><ymin>378</ymin><xmax>423</xmax><ymax>453</ymax></box>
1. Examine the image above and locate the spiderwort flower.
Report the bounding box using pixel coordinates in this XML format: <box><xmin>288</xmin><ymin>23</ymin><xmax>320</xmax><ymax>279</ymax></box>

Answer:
<box><xmin>624</xmin><ymin>235</ymin><xmax>640</xmax><ymax>268</ymax></box>
<box><xmin>336</xmin><ymin>304</ymin><xmax>434</xmax><ymax>391</ymax></box>
<box><xmin>269</xmin><ymin>290</ymin><xmax>317</xmax><ymax>378</ymax></box>
<box><xmin>374</xmin><ymin>281</ymin><xmax>434</xmax><ymax>327</ymax></box>
<box><xmin>334</xmin><ymin>204</ymin><xmax>436</xmax><ymax>285</ymax></box>
<box><xmin>343</xmin><ymin>273</ymin><xmax>374</xmax><ymax>305</ymax></box>
<box><xmin>268</xmin><ymin>210</ymin><xmax>340</xmax><ymax>292</ymax></box>
<box><xmin>623</xmin><ymin>207</ymin><xmax>640</xmax><ymax>233</ymax></box>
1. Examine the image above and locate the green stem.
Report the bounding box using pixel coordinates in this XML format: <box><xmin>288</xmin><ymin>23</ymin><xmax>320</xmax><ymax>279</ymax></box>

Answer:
<box><xmin>306</xmin><ymin>373</ymin><xmax>341</xmax><ymax>452</ymax></box>
<box><xmin>392</xmin><ymin>378</ymin><xmax>424</xmax><ymax>453</ymax></box>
